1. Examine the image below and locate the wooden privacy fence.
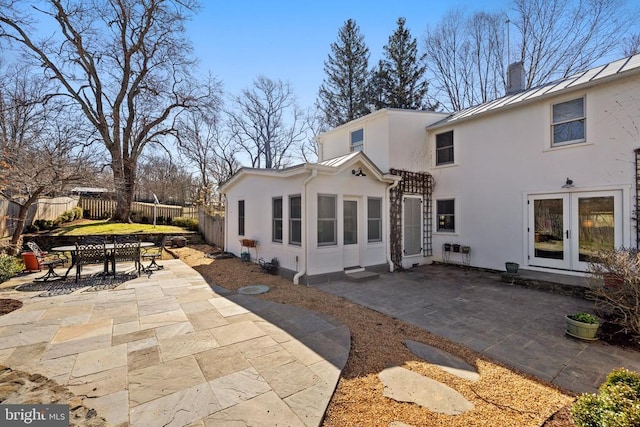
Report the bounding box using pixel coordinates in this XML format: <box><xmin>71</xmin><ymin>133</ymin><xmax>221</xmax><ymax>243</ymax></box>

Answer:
<box><xmin>198</xmin><ymin>206</ymin><xmax>224</xmax><ymax>248</ymax></box>
<box><xmin>78</xmin><ymin>198</ymin><xmax>198</xmax><ymax>220</ymax></box>
<box><xmin>1</xmin><ymin>196</ymin><xmax>78</xmax><ymax>237</ymax></box>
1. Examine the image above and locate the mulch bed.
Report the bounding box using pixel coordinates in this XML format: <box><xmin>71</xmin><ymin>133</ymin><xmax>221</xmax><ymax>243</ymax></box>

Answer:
<box><xmin>0</xmin><ymin>299</ymin><xmax>22</xmax><ymax>316</ymax></box>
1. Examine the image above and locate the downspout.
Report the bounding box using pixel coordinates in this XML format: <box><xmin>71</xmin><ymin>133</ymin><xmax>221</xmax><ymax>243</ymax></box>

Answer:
<box><xmin>293</xmin><ymin>168</ymin><xmax>318</xmax><ymax>285</ymax></box>
<box><xmin>386</xmin><ymin>178</ymin><xmax>401</xmax><ymax>272</ymax></box>
<box><xmin>222</xmin><ymin>193</ymin><xmax>229</xmax><ymax>252</ymax></box>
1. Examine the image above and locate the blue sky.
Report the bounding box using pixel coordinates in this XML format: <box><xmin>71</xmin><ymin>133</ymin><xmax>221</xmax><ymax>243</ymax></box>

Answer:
<box><xmin>188</xmin><ymin>0</ymin><xmax>508</xmax><ymax>110</ymax></box>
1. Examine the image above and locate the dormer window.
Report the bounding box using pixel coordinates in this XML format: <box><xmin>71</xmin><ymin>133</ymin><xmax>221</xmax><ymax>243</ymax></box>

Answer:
<box><xmin>350</xmin><ymin>128</ymin><xmax>364</xmax><ymax>152</ymax></box>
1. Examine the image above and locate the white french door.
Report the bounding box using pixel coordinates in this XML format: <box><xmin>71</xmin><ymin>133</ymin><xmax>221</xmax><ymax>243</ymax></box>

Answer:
<box><xmin>528</xmin><ymin>191</ymin><xmax>622</xmax><ymax>271</ymax></box>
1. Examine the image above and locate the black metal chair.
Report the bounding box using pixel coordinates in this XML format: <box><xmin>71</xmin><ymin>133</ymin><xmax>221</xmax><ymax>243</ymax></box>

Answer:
<box><xmin>111</xmin><ymin>236</ymin><xmax>142</xmax><ymax>276</ymax></box>
<box><xmin>141</xmin><ymin>236</ymin><xmax>169</xmax><ymax>271</ymax></box>
<box><xmin>75</xmin><ymin>242</ymin><xmax>108</xmax><ymax>282</ymax></box>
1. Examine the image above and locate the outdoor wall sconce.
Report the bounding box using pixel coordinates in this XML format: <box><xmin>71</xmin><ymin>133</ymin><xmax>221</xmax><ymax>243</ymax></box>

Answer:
<box><xmin>352</xmin><ymin>168</ymin><xmax>366</xmax><ymax>177</ymax></box>
<box><xmin>562</xmin><ymin>177</ymin><xmax>574</xmax><ymax>188</ymax></box>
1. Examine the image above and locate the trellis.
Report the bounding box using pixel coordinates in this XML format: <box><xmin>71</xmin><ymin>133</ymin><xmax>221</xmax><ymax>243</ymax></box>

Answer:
<box><xmin>389</xmin><ymin>169</ymin><xmax>434</xmax><ymax>269</ymax></box>
<box><xmin>635</xmin><ymin>148</ymin><xmax>640</xmax><ymax>247</ymax></box>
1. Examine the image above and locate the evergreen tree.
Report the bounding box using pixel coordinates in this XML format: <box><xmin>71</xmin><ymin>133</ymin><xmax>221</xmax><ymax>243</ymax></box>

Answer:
<box><xmin>375</xmin><ymin>17</ymin><xmax>433</xmax><ymax>110</ymax></box>
<box><xmin>317</xmin><ymin>19</ymin><xmax>372</xmax><ymax>128</ymax></box>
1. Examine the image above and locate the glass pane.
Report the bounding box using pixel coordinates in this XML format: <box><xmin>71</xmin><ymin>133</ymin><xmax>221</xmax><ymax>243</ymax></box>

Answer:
<box><xmin>318</xmin><ymin>219</ymin><xmax>335</xmax><ymax>245</ymax></box>
<box><xmin>272</xmin><ymin>198</ymin><xmax>282</xmax><ymax>218</ymax></box>
<box><xmin>553</xmin><ymin>98</ymin><xmax>583</xmax><ymax>123</ymax></box>
<box><xmin>318</xmin><ymin>195</ymin><xmax>335</xmax><ymax>219</ymax></box>
<box><xmin>290</xmin><ymin>196</ymin><xmax>301</xmax><ymax>218</ymax></box>
<box><xmin>368</xmin><ymin>198</ymin><xmax>381</xmax><ymax>219</ymax></box>
<box><xmin>273</xmin><ymin>220</ymin><xmax>282</xmax><ymax>241</ymax></box>
<box><xmin>344</xmin><ymin>201</ymin><xmax>357</xmax><ymax>245</ymax></box>
<box><xmin>404</xmin><ymin>198</ymin><xmax>421</xmax><ymax>255</ymax></box>
<box><xmin>553</xmin><ymin>120</ymin><xmax>584</xmax><ymax>144</ymax></box>
<box><xmin>290</xmin><ymin>219</ymin><xmax>301</xmax><ymax>244</ymax></box>
<box><xmin>368</xmin><ymin>219</ymin><xmax>381</xmax><ymax>241</ymax></box>
<box><xmin>578</xmin><ymin>196</ymin><xmax>614</xmax><ymax>262</ymax></box>
<box><xmin>351</xmin><ymin>128</ymin><xmax>363</xmax><ymax>145</ymax></box>
<box><xmin>436</xmin><ymin>147</ymin><xmax>453</xmax><ymax>164</ymax></box>
<box><xmin>533</xmin><ymin>199</ymin><xmax>564</xmax><ymax>259</ymax></box>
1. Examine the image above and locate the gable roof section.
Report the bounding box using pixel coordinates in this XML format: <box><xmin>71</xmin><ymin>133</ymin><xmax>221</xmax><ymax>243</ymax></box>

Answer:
<box><xmin>427</xmin><ymin>54</ymin><xmax>640</xmax><ymax>130</ymax></box>
<box><xmin>219</xmin><ymin>151</ymin><xmax>399</xmax><ymax>193</ymax></box>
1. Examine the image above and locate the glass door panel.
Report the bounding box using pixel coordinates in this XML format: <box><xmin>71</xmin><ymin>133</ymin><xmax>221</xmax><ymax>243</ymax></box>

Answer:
<box><xmin>529</xmin><ymin>195</ymin><xmax>570</xmax><ymax>269</ymax></box>
<box><xmin>343</xmin><ymin>200</ymin><xmax>357</xmax><ymax>245</ymax></box>
<box><xmin>533</xmin><ymin>198</ymin><xmax>566</xmax><ymax>260</ymax></box>
<box><xmin>578</xmin><ymin>196</ymin><xmax>615</xmax><ymax>263</ymax></box>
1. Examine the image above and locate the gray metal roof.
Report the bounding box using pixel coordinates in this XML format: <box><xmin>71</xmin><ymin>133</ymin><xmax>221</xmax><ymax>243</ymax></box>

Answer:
<box><xmin>427</xmin><ymin>54</ymin><xmax>640</xmax><ymax>130</ymax></box>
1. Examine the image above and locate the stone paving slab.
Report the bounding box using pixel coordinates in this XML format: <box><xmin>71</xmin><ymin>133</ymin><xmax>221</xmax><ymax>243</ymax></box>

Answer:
<box><xmin>315</xmin><ymin>265</ymin><xmax>640</xmax><ymax>394</ymax></box>
<box><xmin>0</xmin><ymin>259</ymin><xmax>350</xmax><ymax>426</ymax></box>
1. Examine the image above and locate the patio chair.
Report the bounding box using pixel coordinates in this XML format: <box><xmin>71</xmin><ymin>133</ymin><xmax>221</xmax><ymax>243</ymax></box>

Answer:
<box><xmin>141</xmin><ymin>236</ymin><xmax>169</xmax><ymax>271</ymax></box>
<box><xmin>111</xmin><ymin>236</ymin><xmax>142</xmax><ymax>276</ymax></box>
<box><xmin>75</xmin><ymin>241</ymin><xmax>108</xmax><ymax>282</ymax></box>
<box><xmin>27</xmin><ymin>241</ymin><xmax>69</xmax><ymax>281</ymax></box>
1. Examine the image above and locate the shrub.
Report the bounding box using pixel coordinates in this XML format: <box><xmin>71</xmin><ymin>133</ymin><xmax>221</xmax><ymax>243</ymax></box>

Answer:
<box><xmin>24</xmin><ymin>224</ymin><xmax>38</xmax><ymax>234</ymax></box>
<box><xmin>172</xmin><ymin>216</ymin><xmax>198</xmax><ymax>231</ymax></box>
<box><xmin>72</xmin><ymin>206</ymin><xmax>83</xmax><ymax>220</ymax></box>
<box><xmin>141</xmin><ymin>216</ymin><xmax>149</xmax><ymax>224</ymax></box>
<box><xmin>0</xmin><ymin>254</ymin><xmax>22</xmax><ymax>283</ymax></box>
<box><xmin>589</xmin><ymin>248</ymin><xmax>640</xmax><ymax>337</ymax></box>
<box><xmin>83</xmin><ymin>209</ymin><xmax>91</xmax><ymax>219</ymax></box>
<box><xmin>572</xmin><ymin>368</ymin><xmax>640</xmax><ymax>427</ymax></box>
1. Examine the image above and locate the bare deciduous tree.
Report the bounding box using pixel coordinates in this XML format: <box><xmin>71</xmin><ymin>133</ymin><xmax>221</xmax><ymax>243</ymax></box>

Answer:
<box><xmin>0</xmin><ymin>64</ymin><xmax>94</xmax><ymax>253</ymax></box>
<box><xmin>227</xmin><ymin>76</ymin><xmax>307</xmax><ymax>169</ymax></box>
<box><xmin>424</xmin><ymin>10</ymin><xmax>506</xmax><ymax>112</ymax></box>
<box><xmin>512</xmin><ymin>0</ymin><xmax>636</xmax><ymax>88</ymax></box>
<box><xmin>136</xmin><ymin>153</ymin><xmax>197</xmax><ymax>207</ymax></box>
<box><xmin>0</xmin><ymin>0</ymin><xmax>207</xmax><ymax>222</ymax></box>
<box><xmin>176</xmin><ymin>77</ymin><xmax>231</xmax><ymax>205</ymax></box>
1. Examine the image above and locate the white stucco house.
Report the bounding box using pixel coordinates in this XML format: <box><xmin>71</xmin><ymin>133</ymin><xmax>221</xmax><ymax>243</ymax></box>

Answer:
<box><xmin>220</xmin><ymin>53</ymin><xmax>640</xmax><ymax>283</ymax></box>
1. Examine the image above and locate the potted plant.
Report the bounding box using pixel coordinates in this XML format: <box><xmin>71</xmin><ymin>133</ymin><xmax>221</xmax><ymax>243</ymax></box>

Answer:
<box><xmin>452</xmin><ymin>243</ymin><xmax>461</xmax><ymax>252</ymax></box>
<box><xmin>443</xmin><ymin>243</ymin><xmax>451</xmax><ymax>251</ymax></box>
<box><xmin>505</xmin><ymin>262</ymin><xmax>519</xmax><ymax>274</ymax></box>
<box><xmin>461</xmin><ymin>246</ymin><xmax>471</xmax><ymax>254</ymax></box>
<box><xmin>565</xmin><ymin>312</ymin><xmax>599</xmax><ymax>340</ymax></box>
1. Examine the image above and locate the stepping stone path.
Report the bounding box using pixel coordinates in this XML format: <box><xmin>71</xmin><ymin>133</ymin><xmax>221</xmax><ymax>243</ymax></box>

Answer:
<box><xmin>378</xmin><ymin>367</ymin><xmax>474</xmax><ymax>416</ymax></box>
<box><xmin>237</xmin><ymin>284</ymin><xmax>270</xmax><ymax>295</ymax></box>
<box><xmin>404</xmin><ymin>339</ymin><xmax>480</xmax><ymax>382</ymax></box>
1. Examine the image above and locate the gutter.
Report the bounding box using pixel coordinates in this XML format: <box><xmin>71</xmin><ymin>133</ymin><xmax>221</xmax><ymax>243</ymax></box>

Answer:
<box><xmin>293</xmin><ymin>168</ymin><xmax>318</xmax><ymax>285</ymax></box>
<box><xmin>222</xmin><ymin>193</ymin><xmax>229</xmax><ymax>252</ymax></box>
<box><xmin>385</xmin><ymin>177</ymin><xmax>401</xmax><ymax>272</ymax></box>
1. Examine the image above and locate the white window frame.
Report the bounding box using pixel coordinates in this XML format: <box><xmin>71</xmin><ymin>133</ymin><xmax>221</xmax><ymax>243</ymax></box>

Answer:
<box><xmin>317</xmin><ymin>194</ymin><xmax>337</xmax><ymax>246</ymax></box>
<box><xmin>435</xmin><ymin>130</ymin><xmax>454</xmax><ymax>166</ymax></box>
<box><xmin>238</xmin><ymin>200</ymin><xmax>245</xmax><ymax>236</ymax></box>
<box><xmin>272</xmin><ymin>197</ymin><xmax>283</xmax><ymax>243</ymax></box>
<box><xmin>551</xmin><ymin>97</ymin><xmax>586</xmax><ymax>147</ymax></box>
<box><xmin>350</xmin><ymin>128</ymin><xmax>364</xmax><ymax>152</ymax></box>
<box><xmin>367</xmin><ymin>197</ymin><xmax>382</xmax><ymax>242</ymax></box>
<box><xmin>289</xmin><ymin>195</ymin><xmax>302</xmax><ymax>246</ymax></box>
<box><xmin>436</xmin><ymin>198</ymin><xmax>456</xmax><ymax>233</ymax></box>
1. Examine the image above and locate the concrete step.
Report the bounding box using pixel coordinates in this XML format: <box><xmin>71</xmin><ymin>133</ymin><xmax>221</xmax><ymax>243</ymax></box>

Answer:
<box><xmin>500</xmin><ymin>268</ymin><xmax>594</xmax><ymax>299</ymax></box>
<box><xmin>345</xmin><ymin>270</ymin><xmax>380</xmax><ymax>283</ymax></box>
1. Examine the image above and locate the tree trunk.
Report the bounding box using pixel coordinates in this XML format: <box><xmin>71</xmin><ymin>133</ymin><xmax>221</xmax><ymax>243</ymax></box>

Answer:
<box><xmin>111</xmin><ymin>153</ymin><xmax>137</xmax><ymax>223</ymax></box>
<box><xmin>9</xmin><ymin>189</ymin><xmax>42</xmax><ymax>255</ymax></box>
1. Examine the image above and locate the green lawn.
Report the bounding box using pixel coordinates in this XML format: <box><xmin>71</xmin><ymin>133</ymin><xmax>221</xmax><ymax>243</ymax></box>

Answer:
<box><xmin>50</xmin><ymin>220</ymin><xmax>188</xmax><ymax>236</ymax></box>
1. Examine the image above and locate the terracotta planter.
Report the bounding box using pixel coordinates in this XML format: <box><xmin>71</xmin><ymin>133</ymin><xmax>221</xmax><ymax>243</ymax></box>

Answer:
<box><xmin>565</xmin><ymin>315</ymin><xmax>599</xmax><ymax>340</ymax></box>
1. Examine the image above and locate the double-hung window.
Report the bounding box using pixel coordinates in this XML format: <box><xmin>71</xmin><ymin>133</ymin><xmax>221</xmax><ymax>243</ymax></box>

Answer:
<box><xmin>317</xmin><ymin>195</ymin><xmax>337</xmax><ymax>246</ymax></box>
<box><xmin>435</xmin><ymin>131</ymin><xmax>454</xmax><ymax>165</ymax></box>
<box><xmin>436</xmin><ymin>199</ymin><xmax>455</xmax><ymax>232</ymax></box>
<box><xmin>350</xmin><ymin>128</ymin><xmax>364</xmax><ymax>152</ymax></box>
<box><xmin>272</xmin><ymin>197</ymin><xmax>283</xmax><ymax>242</ymax></box>
<box><xmin>552</xmin><ymin>97</ymin><xmax>585</xmax><ymax>146</ymax></box>
<box><xmin>289</xmin><ymin>195</ymin><xmax>301</xmax><ymax>245</ymax></box>
<box><xmin>238</xmin><ymin>200</ymin><xmax>245</xmax><ymax>236</ymax></box>
<box><xmin>367</xmin><ymin>197</ymin><xmax>382</xmax><ymax>242</ymax></box>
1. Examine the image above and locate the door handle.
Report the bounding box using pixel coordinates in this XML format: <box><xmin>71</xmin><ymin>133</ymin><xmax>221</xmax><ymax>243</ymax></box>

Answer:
<box><xmin>566</xmin><ymin>230</ymin><xmax>570</xmax><ymax>239</ymax></box>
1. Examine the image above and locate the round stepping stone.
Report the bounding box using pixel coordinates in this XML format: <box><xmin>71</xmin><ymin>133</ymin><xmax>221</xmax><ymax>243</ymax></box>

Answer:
<box><xmin>378</xmin><ymin>366</ymin><xmax>474</xmax><ymax>415</ymax></box>
<box><xmin>404</xmin><ymin>340</ymin><xmax>479</xmax><ymax>382</ymax></box>
<box><xmin>237</xmin><ymin>285</ymin><xmax>270</xmax><ymax>295</ymax></box>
